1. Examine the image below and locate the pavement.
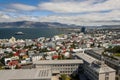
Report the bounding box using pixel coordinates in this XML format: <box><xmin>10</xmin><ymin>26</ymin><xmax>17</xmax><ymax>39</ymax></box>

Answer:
<box><xmin>52</xmin><ymin>76</ymin><xmax>59</xmax><ymax>80</ymax></box>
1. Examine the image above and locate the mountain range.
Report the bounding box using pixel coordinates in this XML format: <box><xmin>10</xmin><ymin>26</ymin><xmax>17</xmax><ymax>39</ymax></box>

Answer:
<box><xmin>0</xmin><ymin>21</ymin><xmax>119</xmax><ymax>28</ymax></box>
<box><xmin>0</xmin><ymin>21</ymin><xmax>79</xmax><ymax>28</ymax></box>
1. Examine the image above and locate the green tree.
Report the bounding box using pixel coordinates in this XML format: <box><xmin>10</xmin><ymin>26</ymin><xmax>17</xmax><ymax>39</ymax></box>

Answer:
<box><xmin>61</xmin><ymin>74</ymin><xmax>71</xmax><ymax>80</ymax></box>
<box><xmin>105</xmin><ymin>46</ymin><xmax>120</xmax><ymax>53</ymax></box>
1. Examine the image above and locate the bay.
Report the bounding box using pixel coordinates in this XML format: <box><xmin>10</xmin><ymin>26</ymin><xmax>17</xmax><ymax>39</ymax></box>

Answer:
<box><xmin>0</xmin><ymin>28</ymin><xmax>68</xmax><ymax>39</ymax></box>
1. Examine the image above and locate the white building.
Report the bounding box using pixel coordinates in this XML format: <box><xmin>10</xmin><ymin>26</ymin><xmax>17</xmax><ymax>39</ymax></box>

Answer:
<box><xmin>72</xmin><ymin>48</ymin><xmax>84</xmax><ymax>53</ymax></box>
<box><xmin>9</xmin><ymin>37</ymin><xmax>16</xmax><ymax>44</ymax></box>
<box><xmin>76</xmin><ymin>53</ymin><xmax>116</xmax><ymax>80</ymax></box>
<box><xmin>33</xmin><ymin>60</ymin><xmax>83</xmax><ymax>75</ymax></box>
<box><xmin>32</xmin><ymin>55</ymin><xmax>43</xmax><ymax>61</ymax></box>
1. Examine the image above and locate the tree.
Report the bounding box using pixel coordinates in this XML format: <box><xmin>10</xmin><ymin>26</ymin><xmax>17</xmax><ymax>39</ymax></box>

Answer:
<box><xmin>61</xmin><ymin>74</ymin><xmax>71</xmax><ymax>80</ymax></box>
<box><xmin>70</xmin><ymin>43</ymin><xmax>76</xmax><ymax>49</ymax></box>
<box><xmin>0</xmin><ymin>57</ymin><xmax>5</xmax><ymax>65</ymax></box>
<box><xmin>105</xmin><ymin>46</ymin><xmax>120</xmax><ymax>53</ymax></box>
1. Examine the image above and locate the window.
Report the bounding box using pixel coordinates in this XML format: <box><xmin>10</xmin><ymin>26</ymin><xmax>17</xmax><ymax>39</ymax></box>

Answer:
<box><xmin>105</xmin><ymin>73</ymin><xmax>109</xmax><ymax>80</ymax></box>
<box><xmin>105</xmin><ymin>72</ymin><xmax>109</xmax><ymax>77</ymax></box>
<box><xmin>105</xmin><ymin>77</ymin><xmax>109</xmax><ymax>80</ymax></box>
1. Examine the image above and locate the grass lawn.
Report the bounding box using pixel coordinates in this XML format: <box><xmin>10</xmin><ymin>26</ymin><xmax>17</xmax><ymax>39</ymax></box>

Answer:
<box><xmin>113</xmin><ymin>53</ymin><xmax>120</xmax><ymax>57</ymax></box>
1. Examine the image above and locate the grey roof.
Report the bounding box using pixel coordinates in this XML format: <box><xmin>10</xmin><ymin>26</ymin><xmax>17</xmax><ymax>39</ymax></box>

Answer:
<box><xmin>92</xmin><ymin>48</ymin><xmax>104</xmax><ymax>54</ymax></box>
<box><xmin>0</xmin><ymin>69</ymin><xmax>51</xmax><ymax>80</ymax></box>
<box><xmin>97</xmin><ymin>65</ymin><xmax>115</xmax><ymax>73</ymax></box>
<box><xmin>33</xmin><ymin>60</ymin><xmax>83</xmax><ymax>65</ymax></box>
<box><xmin>76</xmin><ymin>53</ymin><xmax>97</xmax><ymax>64</ymax></box>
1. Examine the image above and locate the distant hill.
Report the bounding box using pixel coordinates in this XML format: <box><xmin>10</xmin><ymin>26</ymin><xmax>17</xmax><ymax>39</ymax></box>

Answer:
<box><xmin>0</xmin><ymin>21</ymin><xmax>119</xmax><ymax>28</ymax></box>
<box><xmin>0</xmin><ymin>21</ymin><xmax>79</xmax><ymax>28</ymax></box>
<box><xmin>100</xmin><ymin>25</ymin><xmax>120</xmax><ymax>29</ymax></box>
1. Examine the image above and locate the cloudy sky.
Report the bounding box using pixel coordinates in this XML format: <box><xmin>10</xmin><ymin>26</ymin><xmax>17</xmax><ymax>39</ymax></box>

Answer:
<box><xmin>0</xmin><ymin>0</ymin><xmax>120</xmax><ymax>26</ymax></box>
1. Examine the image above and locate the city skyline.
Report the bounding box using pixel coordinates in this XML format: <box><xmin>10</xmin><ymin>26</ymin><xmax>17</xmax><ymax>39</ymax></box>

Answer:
<box><xmin>0</xmin><ymin>0</ymin><xmax>120</xmax><ymax>26</ymax></box>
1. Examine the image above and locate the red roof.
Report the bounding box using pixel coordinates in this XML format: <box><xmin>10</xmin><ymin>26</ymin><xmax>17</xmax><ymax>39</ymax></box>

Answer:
<box><xmin>14</xmin><ymin>52</ymin><xmax>19</xmax><ymax>56</ymax></box>
<box><xmin>37</xmin><ymin>43</ymin><xmax>42</xmax><ymax>47</ymax></box>
<box><xmin>8</xmin><ymin>60</ymin><xmax>19</xmax><ymax>66</ymax></box>
<box><xmin>52</xmin><ymin>55</ymin><xmax>59</xmax><ymax>59</ymax></box>
<box><xmin>112</xmin><ymin>41</ymin><xmax>120</xmax><ymax>44</ymax></box>
<box><xmin>50</xmin><ymin>48</ymin><xmax>55</xmax><ymax>51</ymax></box>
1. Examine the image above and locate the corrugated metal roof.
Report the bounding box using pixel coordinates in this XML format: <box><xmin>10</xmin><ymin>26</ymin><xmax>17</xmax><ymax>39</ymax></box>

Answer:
<box><xmin>33</xmin><ymin>59</ymin><xmax>83</xmax><ymax>65</ymax></box>
<box><xmin>0</xmin><ymin>69</ymin><xmax>51</xmax><ymax>80</ymax></box>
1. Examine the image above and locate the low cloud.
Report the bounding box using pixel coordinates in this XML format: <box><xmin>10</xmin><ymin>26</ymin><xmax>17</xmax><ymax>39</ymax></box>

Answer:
<box><xmin>0</xmin><ymin>0</ymin><xmax>120</xmax><ymax>26</ymax></box>
<box><xmin>38</xmin><ymin>0</ymin><xmax>120</xmax><ymax>13</ymax></box>
<box><xmin>0</xmin><ymin>9</ymin><xmax>120</xmax><ymax>26</ymax></box>
<box><xmin>39</xmin><ymin>9</ymin><xmax>120</xmax><ymax>26</ymax></box>
<box><xmin>11</xmin><ymin>3</ymin><xmax>37</xmax><ymax>11</ymax></box>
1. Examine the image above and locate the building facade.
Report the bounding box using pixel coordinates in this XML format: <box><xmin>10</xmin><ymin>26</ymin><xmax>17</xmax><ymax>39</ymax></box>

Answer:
<box><xmin>84</xmin><ymin>61</ymin><xmax>116</xmax><ymax>80</ymax></box>
<box><xmin>33</xmin><ymin>60</ymin><xmax>83</xmax><ymax>75</ymax></box>
<box><xmin>76</xmin><ymin>53</ymin><xmax>116</xmax><ymax>80</ymax></box>
<box><xmin>85</xmin><ymin>49</ymin><xmax>120</xmax><ymax>80</ymax></box>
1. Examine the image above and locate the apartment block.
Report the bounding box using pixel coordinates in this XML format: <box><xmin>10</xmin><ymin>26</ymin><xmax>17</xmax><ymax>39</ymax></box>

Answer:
<box><xmin>33</xmin><ymin>60</ymin><xmax>83</xmax><ymax>75</ymax></box>
<box><xmin>76</xmin><ymin>53</ymin><xmax>116</xmax><ymax>80</ymax></box>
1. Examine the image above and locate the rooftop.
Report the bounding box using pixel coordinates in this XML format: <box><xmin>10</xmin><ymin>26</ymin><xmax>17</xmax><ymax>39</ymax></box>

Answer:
<box><xmin>0</xmin><ymin>69</ymin><xmax>51</xmax><ymax>80</ymax></box>
<box><xmin>76</xmin><ymin>53</ymin><xmax>97</xmax><ymax>64</ymax></box>
<box><xmin>33</xmin><ymin>59</ymin><xmax>83</xmax><ymax>65</ymax></box>
<box><xmin>90</xmin><ymin>61</ymin><xmax>115</xmax><ymax>73</ymax></box>
<box><xmin>92</xmin><ymin>48</ymin><xmax>104</xmax><ymax>54</ymax></box>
